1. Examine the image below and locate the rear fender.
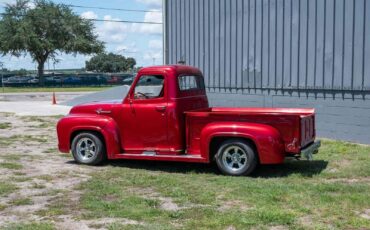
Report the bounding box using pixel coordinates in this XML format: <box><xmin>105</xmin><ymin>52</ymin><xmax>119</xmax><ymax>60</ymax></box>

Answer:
<box><xmin>200</xmin><ymin>122</ymin><xmax>285</xmax><ymax>164</ymax></box>
<box><xmin>57</xmin><ymin>114</ymin><xmax>120</xmax><ymax>159</ymax></box>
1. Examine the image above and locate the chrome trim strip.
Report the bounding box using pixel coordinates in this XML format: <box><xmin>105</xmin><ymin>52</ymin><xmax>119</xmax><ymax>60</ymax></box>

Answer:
<box><xmin>96</xmin><ymin>108</ymin><xmax>111</xmax><ymax>114</ymax></box>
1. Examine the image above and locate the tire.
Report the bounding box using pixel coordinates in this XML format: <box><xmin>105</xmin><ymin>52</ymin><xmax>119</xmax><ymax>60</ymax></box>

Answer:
<box><xmin>71</xmin><ymin>132</ymin><xmax>105</xmax><ymax>165</ymax></box>
<box><xmin>214</xmin><ymin>139</ymin><xmax>258</xmax><ymax>176</ymax></box>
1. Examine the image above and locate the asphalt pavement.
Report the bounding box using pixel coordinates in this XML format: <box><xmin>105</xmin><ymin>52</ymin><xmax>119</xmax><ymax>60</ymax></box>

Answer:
<box><xmin>0</xmin><ymin>86</ymin><xmax>130</xmax><ymax>116</ymax></box>
<box><xmin>61</xmin><ymin>85</ymin><xmax>130</xmax><ymax>106</ymax></box>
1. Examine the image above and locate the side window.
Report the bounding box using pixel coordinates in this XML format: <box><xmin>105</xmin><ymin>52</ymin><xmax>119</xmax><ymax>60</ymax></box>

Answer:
<box><xmin>134</xmin><ymin>75</ymin><xmax>164</xmax><ymax>99</ymax></box>
<box><xmin>178</xmin><ymin>75</ymin><xmax>205</xmax><ymax>91</ymax></box>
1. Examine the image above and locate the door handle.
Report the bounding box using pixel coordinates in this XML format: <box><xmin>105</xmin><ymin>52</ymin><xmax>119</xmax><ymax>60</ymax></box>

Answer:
<box><xmin>155</xmin><ymin>106</ymin><xmax>167</xmax><ymax>112</ymax></box>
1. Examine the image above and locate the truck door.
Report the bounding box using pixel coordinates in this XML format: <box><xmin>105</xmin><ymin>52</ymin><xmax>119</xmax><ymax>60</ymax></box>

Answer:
<box><xmin>129</xmin><ymin>74</ymin><xmax>168</xmax><ymax>152</ymax></box>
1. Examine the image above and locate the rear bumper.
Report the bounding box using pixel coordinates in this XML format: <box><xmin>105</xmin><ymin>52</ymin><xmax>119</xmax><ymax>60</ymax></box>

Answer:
<box><xmin>301</xmin><ymin>140</ymin><xmax>321</xmax><ymax>160</ymax></box>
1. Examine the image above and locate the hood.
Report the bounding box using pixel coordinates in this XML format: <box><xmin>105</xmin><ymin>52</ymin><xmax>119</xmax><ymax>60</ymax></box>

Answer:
<box><xmin>69</xmin><ymin>100</ymin><xmax>121</xmax><ymax>115</ymax></box>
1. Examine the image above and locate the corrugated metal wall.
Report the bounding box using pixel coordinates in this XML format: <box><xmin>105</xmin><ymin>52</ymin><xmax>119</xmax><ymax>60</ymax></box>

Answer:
<box><xmin>165</xmin><ymin>0</ymin><xmax>370</xmax><ymax>92</ymax></box>
<box><xmin>164</xmin><ymin>0</ymin><xmax>370</xmax><ymax>144</ymax></box>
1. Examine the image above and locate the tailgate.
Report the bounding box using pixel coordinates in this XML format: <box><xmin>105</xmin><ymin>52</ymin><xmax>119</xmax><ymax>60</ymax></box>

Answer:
<box><xmin>300</xmin><ymin>114</ymin><xmax>315</xmax><ymax>148</ymax></box>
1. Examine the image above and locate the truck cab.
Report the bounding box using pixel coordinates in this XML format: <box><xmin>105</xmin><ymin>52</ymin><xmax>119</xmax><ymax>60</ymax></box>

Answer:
<box><xmin>119</xmin><ymin>65</ymin><xmax>208</xmax><ymax>154</ymax></box>
<box><xmin>57</xmin><ymin>65</ymin><xmax>320</xmax><ymax>176</ymax></box>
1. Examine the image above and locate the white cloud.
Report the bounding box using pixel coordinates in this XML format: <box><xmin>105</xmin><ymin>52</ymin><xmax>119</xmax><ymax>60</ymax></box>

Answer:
<box><xmin>136</xmin><ymin>0</ymin><xmax>162</xmax><ymax>7</ymax></box>
<box><xmin>1</xmin><ymin>53</ymin><xmax>91</xmax><ymax>70</ymax></box>
<box><xmin>97</xmin><ymin>12</ymin><xmax>162</xmax><ymax>38</ymax></box>
<box><xmin>0</xmin><ymin>0</ymin><xmax>34</xmax><ymax>8</ymax></box>
<box><xmin>96</xmin><ymin>15</ymin><xmax>129</xmax><ymax>43</ymax></box>
<box><xmin>0</xmin><ymin>3</ymin><xmax>163</xmax><ymax>69</ymax></box>
<box><xmin>0</xmin><ymin>0</ymin><xmax>15</xmax><ymax>5</ymax></box>
<box><xmin>80</xmin><ymin>11</ymin><xmax>98</xmax><ymax>20</ymax></box>
<box><xmin>115</xmin><ymin>42</ymin><xmax>138</xmax><ymax>54</ymax></box>
<box><xmin>26</xmin><ymin>1</ymin><xmax>35</xmax><ymax>9</ymax></box>
<box><xmin>132</xmin><ymin>11</ymin><xmax>162</xmax><ymax>34</ymax></box>
<box><xmin>143</xmin><ymin>50</ymin><xmax>162</xmax><ymax>64</ymax></box>
<box><xmin>115</xmin><ymin>45</ymin><xmax>128</xmax><ymax>52</ymax></box>
<box><xmin>144</xmin><ymin>10</ymin><xmax>162</xmax><ymax>23</ymax></box>
<box><xmin>148</xmin><ymin>40</ymin><xmax>162</xmax><ymax>49</ymax></box>
<box><xmin>52</xmin><ymin>54</ymin><xmax>91</xmax><ymax>69</ymax></box>
<box><xmin>2</xmin><ymin>55</ymin><xmax>35</xmax><ymax>70</ymax></box>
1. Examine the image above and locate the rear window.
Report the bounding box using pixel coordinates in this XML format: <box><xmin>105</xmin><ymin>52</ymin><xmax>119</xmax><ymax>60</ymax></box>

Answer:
<box><xmin>178</xmin><ymin>75</ymin><xmax>205</xmax><ymax>91</ymax></box>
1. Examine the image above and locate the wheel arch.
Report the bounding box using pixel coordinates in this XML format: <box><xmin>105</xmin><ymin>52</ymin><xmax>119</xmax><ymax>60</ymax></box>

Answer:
<box><xmin>200</xmin><ymin>122</ymin><xmax>285</xmax><ymax>164</ymax></box>
<box><xmin>69</xmin><ymin>124</ymin><xmax>120</xmax><ymax>159</ymax></box>
<box><xmin>57</xmin><ymin>114</ymin><xmax>121</xmax><ymax>159</ymax></box>
<box><xmin>209</xmin><ymin>136</ymin><xmax>258</xmax><ymax>163</ymax></box>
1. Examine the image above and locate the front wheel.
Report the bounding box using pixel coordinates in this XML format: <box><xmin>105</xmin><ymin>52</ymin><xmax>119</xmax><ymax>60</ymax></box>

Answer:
<box><xmin>71</xmin><ymin>132</ymin><xmax>105</xmax><ymax>165</ymax></box>
<box><xmin>215</xmin><ymin>139</ymin><xmax>258</xmax><ymax>176</ymax></box>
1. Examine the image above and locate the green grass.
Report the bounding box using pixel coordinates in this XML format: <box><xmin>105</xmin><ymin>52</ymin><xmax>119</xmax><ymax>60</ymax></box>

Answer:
<box><xmin>0</xmin><ymin>181</ymin><xmax>17</xmax><ymax>197</ymax></box>
<box><xmin>0</xmin><ymin>204</ymin><xmax>7</xmax><ymax>211</ymax></box>
<box><xmin>0</xmin><ymin>154</ymin><xmax>22</xmax><ymax>161</ymax></box>
<box><xmin>19</xmin><ymin>116</ymin><xmax>59</xmax><ymax>129</ymax></box>
<box><xmin>42</xmin><ymin>147</ymin><xmax>71</xmax><ymax>158</ymax></box>
<box><xmin>0</xmin><ymin>135</ymin><xmax>49</xmax><ymax>146</ymax></box>
<box><xmin>11</xmin><ymin>176</ymin><xmax>32</xmax><ymax>183</ymax></box>
<box><xmin>37</xmin><ymin>175</ymin><xmax>54</xmax><ymax>181</ymax></box>
<box><xmin>3</xmin><ymin>222</ymin><xmax>54</xmax><ymax>230</ymax></box>
<box><xmin>42</xmin><ymin>148</ymin><xmax>57</xmax><ymax>154</ymax></box>
<box><xmin>0</xmin><ymin>122</ymin><xmax>11</xmax><ymax>129</ymax></box>
<box><xmin>13</xmin><ymin>171</ymin><xmax>26</xmax><ymax>176</ymax></box>
<box><xmin>35</xmin><ymin>189</ymin><xmax>63</xmax><ymax>198</ymax></box>
<box><xmin>36</xmin><ymin>194</ymin><xmax>70</xmax><ymax>217</ymax></box>
<box><xmin>31</xmin><ymin>183</ymin><xmax>46</xmax><ymax>189</ymax></box>
<box><xmin>21</xmin><ymin>116</ymin><xmax>62</xmax><ymax>122</ymax></box>
<box><xmin>0</xmin><ymin>162</ymin><xmax>23</xmax><ymax>170</ymax></box>
<box><xmin>0</xmin><ymin>112</ymin><xmax>14</xmax><ymax>117</ymax></box>
<box><xmin>75</xmin><ymin>139</ymin><xmax>370</xmax><ymax>229</ymax></box>
<box><xmin>1</xmin><ymin>86</ymin><xmax>112</xmax><ymax>93</ymax></box>
<box><xmin>10</xmin><ymin>198</ymin><xmax>33</xmax><ymax>206</ymax></box>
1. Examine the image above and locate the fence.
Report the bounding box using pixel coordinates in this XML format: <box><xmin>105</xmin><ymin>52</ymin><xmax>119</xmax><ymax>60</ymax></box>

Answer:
<box><xmin>0</xmin><ymin>73</ymin><xmax>134</xmax><ymax>87</ymax></box>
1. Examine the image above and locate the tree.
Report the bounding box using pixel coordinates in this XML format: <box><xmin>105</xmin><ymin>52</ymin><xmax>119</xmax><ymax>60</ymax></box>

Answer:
<box><xmin>11</xmin><ymin>68</ymin><xmax>28</xmax><ymax>76</ymax></box>
<box><xmin>0</xmin><ymin>0</ymin><xmax>104</xmax><ymax>85</ymax></box>
<box><xmin>85</xmin><ymin>53</ymin><xmax>136</xmax><ymax>73</ymax></box>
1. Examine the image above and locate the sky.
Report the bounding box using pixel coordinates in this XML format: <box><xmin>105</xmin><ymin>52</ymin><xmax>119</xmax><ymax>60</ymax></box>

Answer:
<box><xmin>0</xmin><ymin>0</ymin><xmax>163</xmax><ymax>70</ymax></box>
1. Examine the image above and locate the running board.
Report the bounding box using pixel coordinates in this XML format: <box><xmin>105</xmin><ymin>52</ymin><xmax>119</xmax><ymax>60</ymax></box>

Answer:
<box><xmin>112</xmin><ymin>153</ymin><xmax>208</xmax><ymax>163</ymax></box>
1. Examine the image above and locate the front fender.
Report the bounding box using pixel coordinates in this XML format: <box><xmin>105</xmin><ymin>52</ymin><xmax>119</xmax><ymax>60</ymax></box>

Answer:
<box><xmin>200</xmin><ymin>122</ymin><xmax>285</xmax><ymax>164</ymax></box>
<box><xmin>56</xmin><ymin>114</ymin><xmax>120</xmax><ymax>159</ymax></box>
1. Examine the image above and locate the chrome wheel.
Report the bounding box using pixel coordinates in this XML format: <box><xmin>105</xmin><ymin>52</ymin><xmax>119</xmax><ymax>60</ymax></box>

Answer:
<box><xmin>221</xmin><ymin>145</ymin><xmax>248</xmax><ymax>173</ymax></box>
<box><xmin>72</xmin><ymin>132</ymin><xmax>105</xmax><ymax>165</ymax></box>
<box><xmin>76</xmin><ymin>137</ymin><xmax>97</xmax><ymax>161</ymax></box>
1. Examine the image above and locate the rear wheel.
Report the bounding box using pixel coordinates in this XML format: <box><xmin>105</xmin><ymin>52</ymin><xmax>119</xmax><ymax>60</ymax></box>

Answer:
<box><xmin>71</xmin><ymin>132</ymin><xmax>105</xmax><ymax>165</ymax></box>
<box><xmin>214</xmin><ymin>139</ymin><xmax>257</xmax><ymax>176</ymax></box>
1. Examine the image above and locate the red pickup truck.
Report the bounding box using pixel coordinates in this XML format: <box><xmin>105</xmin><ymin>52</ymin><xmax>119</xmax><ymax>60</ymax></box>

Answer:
<box><xmin>57</xmin><ymin>65</ymin><xmax>320</xmax><ymax>176</ymax></box>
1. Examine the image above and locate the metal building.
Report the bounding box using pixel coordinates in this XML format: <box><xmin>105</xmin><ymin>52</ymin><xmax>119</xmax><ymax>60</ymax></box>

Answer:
<box><xmin>163</xmin><ymin>0</ymin><xmax>370</xmax><ymax>144</ymax></box>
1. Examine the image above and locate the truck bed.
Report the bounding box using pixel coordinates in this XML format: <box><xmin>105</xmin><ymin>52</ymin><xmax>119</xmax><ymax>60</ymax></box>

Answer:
<box><xmin>186</xmin><ymin>107</ymin><xmax>315</xmax><ymax>115</ymax></box>
<box><xmin>185</xmin><ymin>107</ymin><xmax>316</xmax><ymax>155</ymax></box>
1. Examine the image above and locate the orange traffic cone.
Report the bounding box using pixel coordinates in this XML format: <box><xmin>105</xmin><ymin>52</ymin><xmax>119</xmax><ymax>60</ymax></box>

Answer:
<box><xmin>52</xmin><ymin>92</ymin><xmax>57</xmax><ymax>105</ymax></box>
